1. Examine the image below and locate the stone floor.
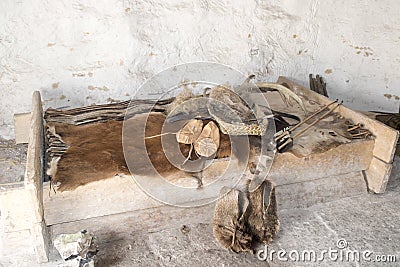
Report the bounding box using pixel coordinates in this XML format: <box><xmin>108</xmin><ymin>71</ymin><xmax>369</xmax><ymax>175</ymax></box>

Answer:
<box><xmin>0</xmin><ymin>138</ymin><xmax>399</xmax><ymax>266</ymax></box>
<box><xmin>0</xmin><ymin>138</ymin><xmax>27</xmax><ymax>184</ymax></box>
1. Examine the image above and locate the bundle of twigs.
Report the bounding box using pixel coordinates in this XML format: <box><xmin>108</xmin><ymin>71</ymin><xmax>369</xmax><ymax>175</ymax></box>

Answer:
<box><xmin>45</xmin><ymin>99</ymin><xmax>173</xmax><ymax>125</ymax></box>
<box><xmin>309</xmin><ymin>74</ymin><xmax>328</xmax><ymax>97</ymax></box>
<box><xmin>46</xmin><ymin>125</ymin><xmax>69</xmax><ymax>158</ymax></box>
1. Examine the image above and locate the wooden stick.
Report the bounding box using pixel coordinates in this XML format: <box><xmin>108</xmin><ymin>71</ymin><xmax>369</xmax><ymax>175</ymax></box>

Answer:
<box><xmin>292</xmin><ymin>102</ymin><xmax>341</xmax><ymax>139</ymax></box>
<box><xmin>277</xmin><ymin>102</ymin><xmax>342</xmax><ymax>151</ymax></box>
<box><xmin>275</xmin><ymin>99</ymin><xmax>337</xmax><ymax>141</ymax></box>
<box><xmin>351</xmin><ymin>131</ymin><xmax>369</xmax><ymax>137</ymax></box>
<box><xmin>144</xmin><ymin>132</ymin><xmax>176</xmax><ymax>139</ymax></box>
<box><xmin>347</xmin><ymin>124</ymin><xmax>362</xmax><ymax>132</ymax></box>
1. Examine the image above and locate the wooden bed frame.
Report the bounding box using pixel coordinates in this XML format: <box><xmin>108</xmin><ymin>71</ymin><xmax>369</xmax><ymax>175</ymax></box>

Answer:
<box><xmin>1</xmin><ymin>77</ymin><xmax>397</xmax><ymax>263</ymax></box>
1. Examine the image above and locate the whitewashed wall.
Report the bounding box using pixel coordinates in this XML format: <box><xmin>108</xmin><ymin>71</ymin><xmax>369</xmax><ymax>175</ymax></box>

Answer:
<box><xmin>1</xmin><ymin>0</ymin><xmax>399</xmax><ymax>138</ymax></box>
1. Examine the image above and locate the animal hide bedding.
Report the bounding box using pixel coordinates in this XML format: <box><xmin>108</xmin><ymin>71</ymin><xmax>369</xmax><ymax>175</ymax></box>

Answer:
<box><xmin>47</xmin><ymin>120</ymin><xmax>129</xmax><ymax>191</ymax></box>
<box><xmin>47</xmin><ymin>112</ymin><xmax>233</xmax><ymax>191</ymax></box>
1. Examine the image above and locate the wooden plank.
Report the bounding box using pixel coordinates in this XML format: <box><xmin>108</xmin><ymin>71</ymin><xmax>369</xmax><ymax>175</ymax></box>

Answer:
<box><xmin>48</xmin><ymin>171</ymin><xmax>366</xmax><ymax>239</ymax></box>
<box><xmin>365</xmin><ymin>157</ymin><xmax>393</xmax><ymax>193</ymax></box>
<box><xmin>24</xmin><ymin>91</ymin><xmax>49</xmax><ymax>263</ymax></box>
<box><xmin>277</xmin><ymin>76</ymin><xmax>399</xmax><ymax>164</ymax></box>
<box><xmin>44</xmin><ymin>175</ymin><xmax>162</xmax><ymax>225</ymax></box>
<box><xmin>43</xmin><ymin>159</ymin><xmax>237</xmax><ymax>225</ymax></box>
<box><xmin>13</xmin><ymin>112</ymin><xmax>31</xmax><ymax>144</ymax></box>
<box><xmin>50</xmin><ymin>204</ymin><xmax>215</xmax><ymax>243</ymax></box>
<box><xmin>268</xmin><ymin>139</ymin><xmax>374</xmax><ymax>186</ymax></box>
<box><xmin>276</xmin><ymin>171</ymin><xmax>366</xmax><ymax>210</ymax></box>
<box><xmin>25</xmin><ymin>92</ymin><xmax>45</xmax><ymax>221</ymax></box>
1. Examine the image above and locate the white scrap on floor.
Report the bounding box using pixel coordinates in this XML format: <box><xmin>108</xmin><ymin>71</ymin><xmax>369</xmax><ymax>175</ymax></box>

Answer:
<box><xmin>53</xmin><ymin>230</ymin><xmax>98</xmax><ymax>267</ymax></box>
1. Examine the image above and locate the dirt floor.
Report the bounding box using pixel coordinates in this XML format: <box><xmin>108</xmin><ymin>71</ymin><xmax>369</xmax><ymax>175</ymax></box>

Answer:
<box><xmin>0</xmin><ymin>138</ymin><xmax>27</xmax><ymax>184</ymax></box>
<box><xmin>0</xmin><ymin>137</ymin><xmax>399</xmax><ymax>266</ymax></box>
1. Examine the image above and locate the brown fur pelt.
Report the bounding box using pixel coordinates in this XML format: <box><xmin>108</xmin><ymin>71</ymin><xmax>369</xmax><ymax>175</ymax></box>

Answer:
<box><xmin>48</xmin><ymin>119</ymin><xmax>129</xmax><ymax>191</ymax></box>
<box><xmin>212</xmin><ymin>188</ymin><xmax>253</xmax><ymax>253</ymax></box>
<box><xmin>246</xmin><ymin>180</ymin><xmax>280</xmax><ymax>245</ymax></box>
<box><xmin>47</xmin><ymin>112</ymin><xmax>233</xmax><ymax>191</ymax></box>
<box><xmin>213</xmin><ymin>180</ymin><xmax>279</xmax><ymax>253</ymax></box>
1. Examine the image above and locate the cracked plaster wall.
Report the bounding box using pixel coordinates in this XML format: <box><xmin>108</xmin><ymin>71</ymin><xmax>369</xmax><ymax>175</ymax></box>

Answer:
<box><xmin>1</xmin><ymin>0</ymin><xmax>399</xmax><ymax>138</ymax></box>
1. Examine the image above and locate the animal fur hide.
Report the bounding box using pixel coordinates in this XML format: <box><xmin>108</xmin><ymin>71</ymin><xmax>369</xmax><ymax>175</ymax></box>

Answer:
<box><xmin>212</xmin><ymin>188</ymin><xmax>253</xmax><ymax>253</ymax></box>
<box><xmin>213</xmin><ymin>180</ymin><xmax>279</xmax><ymax>253</ymax></box>
<box><xmin>47</xmin><ymin>112</ymin><xmax>233</xmax><ymax>191</ymax></box>
<box><xmin>246</xmin><ymin>180</ymin><xmax>280</xmax><ymax>245</ymax></box>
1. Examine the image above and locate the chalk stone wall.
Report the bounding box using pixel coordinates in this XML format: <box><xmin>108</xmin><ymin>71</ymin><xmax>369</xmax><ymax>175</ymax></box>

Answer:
<box><xmin>1</xmin><ymin>0</ymin><xmax>399</xmax><ymax>138</ymax></box>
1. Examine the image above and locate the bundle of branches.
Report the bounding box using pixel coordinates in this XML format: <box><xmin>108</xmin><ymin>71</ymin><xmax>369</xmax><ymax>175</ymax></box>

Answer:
<box><xmin>309</xmin><ymin>74</ymin><xmax>328</xmax><ymax>97</ymax></box>
<box><xmin>45</xmin><ymin>99</ymin><xmax>173</xmax><ymax>125</ymax></box>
